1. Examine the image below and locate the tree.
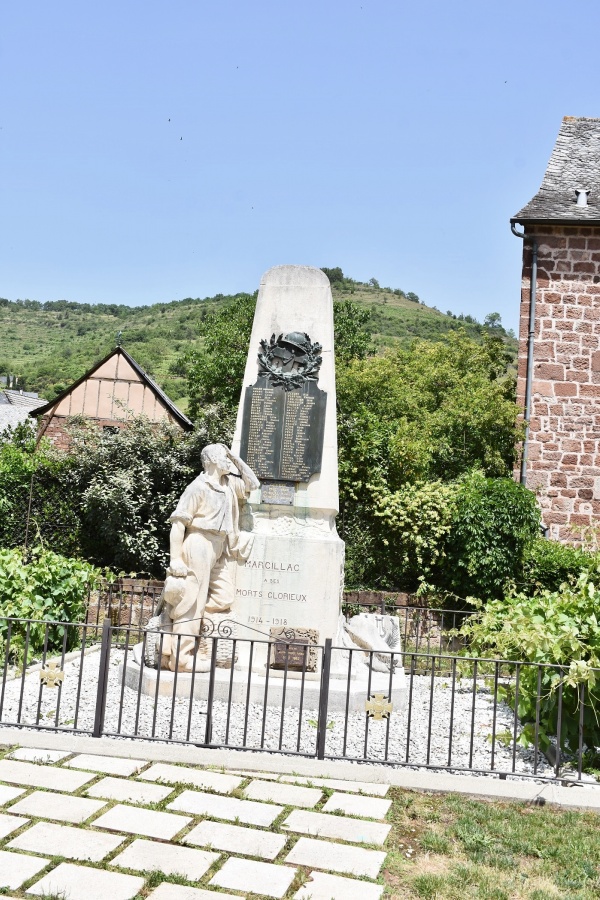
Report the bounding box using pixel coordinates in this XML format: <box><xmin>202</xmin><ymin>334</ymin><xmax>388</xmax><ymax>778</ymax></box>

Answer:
<box><xmin>321</xmin><ymin>267</ymin><xmax>345</xmax><ymax>284</ymax></box>
<box><xmin>183</xmin><ymin>293</ymin><xmax>257</xmax><ymax>419</ymax></box>
<box><xmin>333</xmin><ymin>299</ymin><xmax>374</xmax><ymax>366</ymax></box>
<box><xmin>336</xmin><ymin>331</ymin><xmax>522</xmax><ymax>588</ymax></box>
<box><xmin>484</xmin><ymin>312</ymin><xmax>503</xmax><ymax>330</ymax></box>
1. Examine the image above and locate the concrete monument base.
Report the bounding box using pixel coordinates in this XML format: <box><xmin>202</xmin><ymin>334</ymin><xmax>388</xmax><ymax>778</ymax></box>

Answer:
<box><xmin>119</xmin><ymin>651</ymin><xmax>406</xmax><ymax>714</ymax></box>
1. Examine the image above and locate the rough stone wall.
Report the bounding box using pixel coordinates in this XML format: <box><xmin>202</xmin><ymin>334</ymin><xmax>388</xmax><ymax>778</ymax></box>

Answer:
<box><xmin>518</xmin><ymin>225</ymin><xmax>600</xmax><ymax>542</ymax></box>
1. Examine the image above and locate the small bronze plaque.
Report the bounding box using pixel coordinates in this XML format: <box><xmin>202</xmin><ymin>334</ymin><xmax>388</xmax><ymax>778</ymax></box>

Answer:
<box><xmin>261</xmin><ymin>482</ymin><xmax>295</xmax><ymax>505</ymax></box>
<box><xmin>269</xmin><ymin>627</ymin><xmax>319</xmax><ymax>672</ymax></box>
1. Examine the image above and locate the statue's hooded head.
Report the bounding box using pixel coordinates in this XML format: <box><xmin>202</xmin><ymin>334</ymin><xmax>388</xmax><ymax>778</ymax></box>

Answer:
<box><xmin>201</xmin><ymin>443</ymin><xmax>230</xmax><ymax>476</ymax></box>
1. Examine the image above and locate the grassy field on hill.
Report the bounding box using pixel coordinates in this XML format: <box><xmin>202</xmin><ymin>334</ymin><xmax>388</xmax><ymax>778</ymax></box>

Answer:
<box><xmin>0</xmin><ymin>278</ymin><xmax>516</xmax><ymax>412</ymax></box>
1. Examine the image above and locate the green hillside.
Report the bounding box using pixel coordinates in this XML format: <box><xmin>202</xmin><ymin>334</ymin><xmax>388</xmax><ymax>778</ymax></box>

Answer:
<box><xmin>0</xmin><ymin>276</ymin><xmax>516</xmax><ymax>412</ymax></box>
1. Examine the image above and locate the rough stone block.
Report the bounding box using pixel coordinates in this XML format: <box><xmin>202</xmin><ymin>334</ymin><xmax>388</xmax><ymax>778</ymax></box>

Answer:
<box><xmin>285</xmin><ymin>836</ymin><xmax>386</xmax><ymax>878</ymax></box>
<box><xmin>169</xmin><ymin>790</ymin><xmax>282</xmax><ymax>826</ymax></box>
<box><xmin>111</xmin><ymin>838</ymin><xmax>218</xmax><ymax>879</ymax></box>
<box><xmin>210</xmin><ymin>856</ymin><xmax>297</xmax><ymax>898</ymax></box>
<box><xmin>26</xmin><ymin>862</ymin><xmax>144</xmax><ymax>900</ymax></box>
<box><xmin>9</xmin><ymin>790</ymin><xmax>107</xmax><ymax>824</ymax></box>
<box><xmin>184</xmin><ymin>819</ymin><xmax>286</xmax><ymax>859</ymax></box>
<box><xmin>94</xmin><ymin>804</ymin><xmax>191</xmax><ymax>840</ymax></box>
<box><xmin>8</xmin><ymin>820</ymin><xmax>125</xmax><ymax>861</ymax></box>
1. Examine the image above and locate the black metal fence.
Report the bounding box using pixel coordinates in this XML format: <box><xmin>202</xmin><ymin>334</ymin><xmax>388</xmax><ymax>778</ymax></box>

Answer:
<box><xmin>1</xmin><ymin>615</ymin><xmax>597</xmax><ymax>784</ymax></box>
<box><xmin>86</xmin><ymin>580</ymin><xmax>476</xmax><ymax>669</ymax></box>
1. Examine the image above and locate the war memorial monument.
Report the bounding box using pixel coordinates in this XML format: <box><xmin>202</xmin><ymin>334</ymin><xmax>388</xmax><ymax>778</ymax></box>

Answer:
<box><xmin>127</xmin><ymin>264</ymin><xmax>406</xmax><ymax>711</ymax></box>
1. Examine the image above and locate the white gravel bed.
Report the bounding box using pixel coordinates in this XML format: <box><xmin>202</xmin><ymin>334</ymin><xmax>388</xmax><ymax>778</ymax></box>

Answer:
<box><xmin>0</xmin><ymin>647</ymin><xmax>582</xmax><ymax>781</ymax></box>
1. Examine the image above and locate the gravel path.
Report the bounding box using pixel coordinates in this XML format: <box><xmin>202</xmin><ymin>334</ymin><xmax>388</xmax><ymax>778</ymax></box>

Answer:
<box><xmin>0</xmin><ymin>646</ymin><xmax>576</xmax><ymax>780</ymax></box>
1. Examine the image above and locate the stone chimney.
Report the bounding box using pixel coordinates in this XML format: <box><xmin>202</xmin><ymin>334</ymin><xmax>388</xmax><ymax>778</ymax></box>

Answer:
<box><xmin>512</xmin><ymin>116</ymin><xmax>600</xmax><ymax>542</ymax></box>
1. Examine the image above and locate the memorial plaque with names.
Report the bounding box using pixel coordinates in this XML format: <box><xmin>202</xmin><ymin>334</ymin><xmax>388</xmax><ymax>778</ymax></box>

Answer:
<box><xmin>269</xmin><ymin>627</ymin><xmax>319</xmax><ymax>671</ymax></box>
<box><xmin>261</xmin><ymin>482</ymin><xmax>295</xmax><ymax>505</ymax></box>
<box><xmin>240</xmin><ymin>380</ymin><xmax>327</xmax><ymax>482</ymax></box>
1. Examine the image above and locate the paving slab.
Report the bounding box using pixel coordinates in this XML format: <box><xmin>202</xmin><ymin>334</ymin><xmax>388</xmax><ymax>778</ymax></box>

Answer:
<box><xmin>280</xmin><ymin>775</ymin><xmax>389</xmax><ymax>797</ymax></box>
<box><xmin>286</xmin><ymin>837</ymin><xmax>386</xmax><ymax>878</ymax></box>
<box><xmin>146</xmin><ymin>884</ymin><xmax>240</xmax><ymax>900</ymax></box>
<box><xmin>282</xmin><ymin>809</ymin><xmax>390</xmax><ymax>846</ymax></box>
<box><xmin>0</xmin><ymin>849</ymin><xmax>49</xmax><ymax>890</ymax></box>
<box><xmin>9</xmin><ymin>789</ymin><xmax>107</xmax><ymax>823</ymax></box>
<box><xmin>184</xmin><ymin>819</ymin><xmax>286</xmax><ymax>860</ymax></box>
<box><xmin>0</xmin><ymin>784</ymin><xmax>25</xmax><ymax>806</ymax></box>
<box><xmin>0</xmin><ymin>759</ymin><xmax>95</xmax><ymax>792</ymax></box>
<box><xmin>64</xmin><ymin>753</ymin><xmax>146</xmax><ymax>776</ymax></box>
<box><xmin>321</xmin><ymin>792</ymin><xmax>391</xmax><ymax>820</ymax></box>
<box><xmin>8</xmin><ymin>820</ymin><xmax>125</xmax><ymax>861</ymax></box>
<box><xmin>169</xmin><ymin>790</ymin><xmax>283</xmax><ymax>826</ymax></box>
<box><xmin>0</xmin><ymin>812</ymin><xmax>29</xmax><ymax>839</ymax></box>
<box><xmin>111</xmin><ymin>838</ymin><xmax>219</xmax><ymax>879</ymax></box>
<box><xmin>243</xmin><ymin>779</ymin><xmax>322</xmax><ymax>808</ymax></box>
<box><xmin>225</xmin><ymin>769</ymin><xmax>280</xmax><ymax>780</ymax></box>
<box><xmin>210</xmin><ymin>856</ymin><xmax>297</xmax><ymax>898</ymax></box>
<box><xmin>94</xmin><ymin>803</ymin><xmax>191</xmax><ymax>840</ymax></box>
<box><xmin>9</xmin><ymin>747</ymin><xmax>70</xmax><ymax>763</ymax></box>
<box><xmin>140</xmin><ymin>762</ymin><xmax>242</xmax><ymax>793</ymax></box>
<box><xmin>85</xmin><ymin>775</ymin><xmax>173</xmax><ymax>804</ymax></box>
<box><xmin>26</xmin><ymin>862</ymin><xmax>145</xmax><ymax>900</ymax></box>
<box><xmin>294</xmin><ymin>871</ymin><xmax>385</xmax><ymax>899</ymax></box>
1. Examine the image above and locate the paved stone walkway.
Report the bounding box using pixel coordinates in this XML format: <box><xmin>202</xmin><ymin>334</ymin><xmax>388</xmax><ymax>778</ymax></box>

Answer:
<box><xmin>0</xmin><ymin>744</ymin><xmax>391</xmax><ymax>899</ymax></box>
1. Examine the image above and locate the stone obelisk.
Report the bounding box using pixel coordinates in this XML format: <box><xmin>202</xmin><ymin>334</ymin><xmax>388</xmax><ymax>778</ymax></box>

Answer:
<box><xmin>231</xmin><ymin>265</ymin><xmax>344</xmax><ymax>665</ymax></box>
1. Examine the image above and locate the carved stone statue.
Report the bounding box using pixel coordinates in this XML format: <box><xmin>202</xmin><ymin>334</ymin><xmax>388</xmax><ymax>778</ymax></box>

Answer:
<box><xmin>335</xmin><ymin>612</ymin><xmax>402</xmax><ymax>673</ymax></box>
<box><xmin>156</xmin><ymin>443</ymin><xmax>259</xmax><ymax>672</ymax></box>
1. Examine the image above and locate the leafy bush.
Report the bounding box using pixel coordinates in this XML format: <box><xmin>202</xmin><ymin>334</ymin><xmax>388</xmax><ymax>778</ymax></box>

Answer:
<box><xmin>371</xmin><ymin>479</ymin><xmax>458</xmax><ymax>589</ymax></box>
<box><xmin>440</xmin><ymin>472</ymin><xmax>541</xmax><ymax>601</ymax></box>
<box><xmin>461</xmin><ymin>573</ymin><xmax>600</xmax><ymax>757</ymax></box>
<box><xmin>521</xmin><ymin>537</ymin><xmax>600</xmax><ymax>594</ymax></box>
<box><xmin>0</xmin><ymin>547</ymin><xmax>103</xmax><ymax>661</ymax></box>
<box><xmin>0</xmin><ymin>421</ymin><xmax>80</xmax><ymax>555</ymax></box>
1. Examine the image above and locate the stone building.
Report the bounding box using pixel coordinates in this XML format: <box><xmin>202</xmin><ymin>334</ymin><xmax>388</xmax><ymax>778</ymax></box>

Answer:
<box><xmin>512</xmin><ymin>116</ymin><xmax>600</xmax><ymax>541</ymax></box>
<box><xmin>31</xmin><ymin>346</ymin><xmax>192</xmax><ymax>449</ymax></box>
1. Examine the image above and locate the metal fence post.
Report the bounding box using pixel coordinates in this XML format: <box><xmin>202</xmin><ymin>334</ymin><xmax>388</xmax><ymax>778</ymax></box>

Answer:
<box><xmin>203</xmin><ymin>638</ymin><xmax>219</xmax><ymax>746</ymax></box>
<box><xmin>92</xmin><ymin>619</ymin><xmax>112</xmax><ymax>738</ymax></box>
<box><xmin>316</xmin><ymin>639</ymin><xmax>332</xmax><ymax>760</ymax></box>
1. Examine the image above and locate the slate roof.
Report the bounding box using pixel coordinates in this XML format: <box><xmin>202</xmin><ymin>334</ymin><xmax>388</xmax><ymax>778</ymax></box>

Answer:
<box><xmin>512</xmin><ymin>117</ymin><xmax>600</xmax><ymax>224</ymax></box>
<box><xmin>31</xmin><ymin>346</ymin><xmax>193</xmax><ymax>430</ymax></box>
<box><xmin>0</xmin><ymin>389</ymin><xmax>45</xmax><ymax>409</ymax></box>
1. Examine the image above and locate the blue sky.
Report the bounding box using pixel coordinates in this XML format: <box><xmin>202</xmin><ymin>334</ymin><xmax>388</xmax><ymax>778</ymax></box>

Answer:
<box><xmin>2</xmin><ymin>0</ymin><xmax>600</xmax><ymax>330</ymax></box>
